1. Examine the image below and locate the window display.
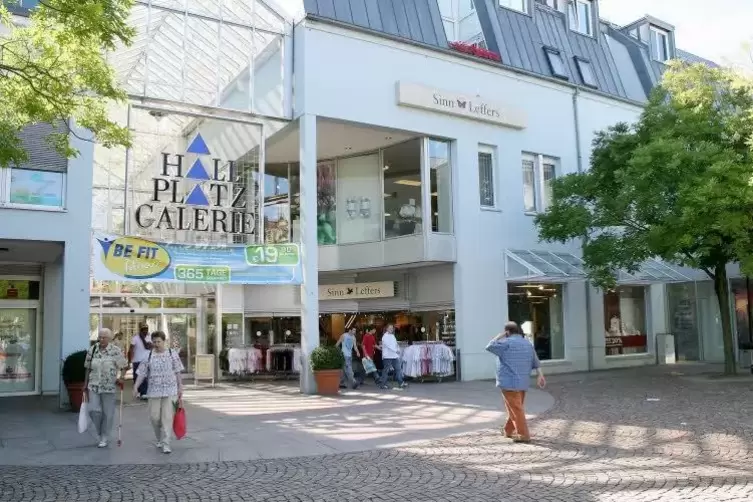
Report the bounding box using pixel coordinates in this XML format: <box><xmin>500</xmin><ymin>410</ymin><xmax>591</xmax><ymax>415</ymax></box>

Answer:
<box><xmin>667</xmin><ymin>282</ymin><xmax>700</xmax><ymax>361</ymax></box>
<box><xmin>337</xmin><ymin>153</ymin><xmax>381</xmax><ymax>244</ymax></box>
<box><xmin>264</xmin><ymin>163</ymin><xmax>292</xmax><ymax>244</ymax></box>
<box><xmin>508</xmin><ymin>283</ymin><xmax>565</xmax><ymax>360</ymax></box>
<box><xmin>429</xmin><ymin>139</ymin><xmax>452</xmax><ymax>233</ymax></box>
<box><xmin>0</xmin><ymin>308</ymin><xmax>36</xmax><ymax>394</ymax></box>
<box><xmin>384</xmin><ymin>139</ymin><xmax>422</xmax><ymax>238</ymax></box>
<box><xmin>604</xmin><ymin>286</ymin><xmax>647</xmax><ymax>355</ymax></box>
<box><xmin>317</xmin><ymin>162</ymin><xmax>337</xmax><ymax>244</ymax></box>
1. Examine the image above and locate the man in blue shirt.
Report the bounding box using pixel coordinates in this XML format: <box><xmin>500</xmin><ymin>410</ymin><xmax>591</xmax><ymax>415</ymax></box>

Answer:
<box><xmin>485</xmin><ymin>321</ymin><xmax>546</xmax><ymax>443</ymax></box>
<box><xmin>336</xmin><ymin>328</ymin><xmax>360</xmax><ymax>390</ymax></box>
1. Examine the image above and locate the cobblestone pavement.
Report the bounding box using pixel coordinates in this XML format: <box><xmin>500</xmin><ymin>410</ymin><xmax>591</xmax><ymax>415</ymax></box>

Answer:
<box><xmin>2</xmin><ymin>365</ymin><xmax>753</xmax><ymax>501</ymax></box>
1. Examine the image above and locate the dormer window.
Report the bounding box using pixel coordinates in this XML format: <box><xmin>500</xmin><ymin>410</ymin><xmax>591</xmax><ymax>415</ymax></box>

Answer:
<box><xmin>650</xmin><ymin>26</ymin><xmax>671</xmax><ymax>62</ymax></box>
<box><xmin>500</xmin><ymin>0</ymin><xmax>529</xmax><ymax>14</ymax></box>
<box><xmin>544</xmin><ymin>47</ymin><xmax>569</xmax><ymax>80</ymax></box>
<box><xmin>568</xmin><ymin>0</ymin><xmax>593</xmax><ymax>36</ymax></box>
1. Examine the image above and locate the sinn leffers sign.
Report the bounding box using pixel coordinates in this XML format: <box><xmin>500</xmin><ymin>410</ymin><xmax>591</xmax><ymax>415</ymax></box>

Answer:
<box><xmin>396</xmin><ymin>81</ymin><xmax>526</xmax><ymax>129</ymax></box>
<box><xmin>319</xmin><ymin>282</ymin><xmax>396</xmax><ymax>301</ymax></box>
<box><xmin>134</xmin><ymin>133</ymin><xmax>256</xmax><ymax>237</ymax></box>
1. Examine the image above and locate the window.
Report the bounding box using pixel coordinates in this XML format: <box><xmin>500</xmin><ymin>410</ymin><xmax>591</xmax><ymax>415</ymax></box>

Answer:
<box><xmin>544</xmin><ymin>47</ymin><xmax>568</xmax><ymax>79</ymax></box>
<box><xmin>568</xmin><ymin>0</ymin><xmax>593</xmax><ymax>36</ymax></box>
<box><xmin>650</xmin><ymin>26</ymin><xmax>670</xmax><ymax>62</ymax></box>
<box><xmin>468</xmin><ymin>35</ymin><xmax>488</xmax><ymax>50</ymax></box>
<box><xmin>317</xmin><ymin>162</ymin><xmax>337</xmax><ymax>244</ymax></box>
<box><xmin>574</xmin><ymin>56</ymin><xmax>597</xmax><ymax>87</ymax></box>
<box><xmin>429</xmin><ymin>139</ymin><xmax>453</xmax><ymax>233</ymax></box>
<box><xmin>478</xmin><ymin>146</ymin><xmax>496</xmax><ymax>208</ymax></box>
<box><xmin>508</xmin><ymin>282</ymin><xmax>565</xmax><ymax>361</ymax></box>
<box><xmin>4</xmin><ymin>168</ymin><xmax>65</xmax><ymax>208</ymax></box>
<box><xmin>544</xmin><ymin>0</ymin><xmax>558</xmax><ymax>8</ymax></box>
<box><xmin>443</xmin><ymin>19</ymin><xmax>456</xmax><ymax>41</ymax></box>
<box><xmin>604</xmin><ymin>286</ymin><xmax>648</xmax><ymax>355</ymax></box>
<box><xmin>522</xmin><ymin>153</ymin><xmax>558</xmax><ymax>213</ymax></box>
<box><xmin>499</xmin><ymin>0</ymin><xmax>528</xmax><ymax>14</ymax></box>
<box><xmin>384</xmin><ymin>139</ymin><xmax>423</xmax><ymax>239</ymax></box>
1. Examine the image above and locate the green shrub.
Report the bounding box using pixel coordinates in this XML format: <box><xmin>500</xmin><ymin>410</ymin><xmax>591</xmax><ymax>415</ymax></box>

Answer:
<box><xmin>62</xmin><ymin>350</ymin><xmax>88</xmax><ymax>385</ymax></box>
<box><xmin>310</xmin><ymin>345</ymin><xmax>344</xmax><ymax>371</ymax></box>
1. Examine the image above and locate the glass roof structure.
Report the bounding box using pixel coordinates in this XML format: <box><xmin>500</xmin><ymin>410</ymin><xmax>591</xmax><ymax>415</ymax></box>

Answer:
<box><xmin>505</xmin><ymin>249</ymin><xmax>695</xmax><ymax>284</ymax></box>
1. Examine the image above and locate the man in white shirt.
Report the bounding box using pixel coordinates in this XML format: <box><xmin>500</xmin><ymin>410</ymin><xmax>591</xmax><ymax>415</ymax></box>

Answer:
<box><xmin>377</xmin><ymin>325</ymin><xmax>407</xmax><ymax>390</ymax></box>
<box><xmin>129</xmin><ymin>323</ymin><xmax>152</xmax><ymax>399</ymax></box>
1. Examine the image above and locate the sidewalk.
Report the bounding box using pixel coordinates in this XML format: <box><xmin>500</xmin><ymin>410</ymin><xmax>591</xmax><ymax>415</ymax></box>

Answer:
<box><xmin>0</xmin><ymin>380</ymin><xmax>554</xmax><ymax>465</ymax></box>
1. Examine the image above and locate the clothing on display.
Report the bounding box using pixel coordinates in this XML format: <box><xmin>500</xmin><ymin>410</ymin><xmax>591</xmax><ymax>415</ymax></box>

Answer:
<box><xmin>266</xmin><ymin>345</ymin><xmax>302</xmax><ymax>373</ymax></box>
<box><xmin>401</xmin><ymin>342</ymin><xmax>455</xmax><ymax>378</ymax></box>
<box><xmin>227</xmin><ymin>347</ymin><xmax>263</xmax><ymax>375</ymax></box>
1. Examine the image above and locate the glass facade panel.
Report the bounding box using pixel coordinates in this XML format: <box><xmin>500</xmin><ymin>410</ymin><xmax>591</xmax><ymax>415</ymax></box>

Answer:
<box><xmin>264</xmin><ymin>163</ymin><xmax>292</xmax><ymax>244</ymax></box>
<box><xmin>429</xmin><ymin>139</ymin><xmax>452</xmax><ymax>233</ymax></box>
<box><xmin>9</xmin><ymin>169</ymin><xmax>64</xmax><ymax>207</ymax></box>
<box><xmin>604</xmin><ymin>286</ymin><xmax>647</xmax><ymax>355</ymax></box>
<box><xmin>384</xmin><ymin>139</ymin><xmax>422</xmax><ymax>238</ymax></box>
<box><xmin>317</xmin><ymin>162</ymin><xmax>337</xmax><ymax>244</ymax></box>
<box><xmin>0</xmin><ymin>308</ymin><xmax>36</xmax><ymax>393</ymax></box>
<box><xmin>337</xmin><ymin>153</ymin><xmax>382</xmax><ymax>244</ymax></box>
<box><xmin>508</xmin><ymin>283</ymin><xmax>565</xmax><ymax>360</ymax></box>
<box><xmin>522</xmin><ymin>159</ymin><xmax>536</xmax><ymax>212</ymax></box>
<box><xmin>667</xmin><ymin>282</ymin><xmax>700</xmax><ymax>361</ymax></box>
<box><xmin>0</xmin><ymin>281</ymin><xmax>40</xmax><ymax>300</ymax></box>
<box><xmin>166</xmin><ymin>314</ymin><xmax>197</xmax><ymax>372</ymax></box>
<box><xmin>478</xmin><ymin>151</ymin><xmax>495</xmax><ymax>208</ymax></box>
<box><xmin>731</xmin><ymin>278</ymin><xmax>753</xmax><ymax>348</ymax></box>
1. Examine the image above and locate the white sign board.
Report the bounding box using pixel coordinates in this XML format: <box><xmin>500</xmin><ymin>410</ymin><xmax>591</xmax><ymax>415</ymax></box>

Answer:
<box><xmin>319</xmin><ymin>282</ymin><xmax>396</xmax><ymax>301</ymax></box>
<box><xmin>396</xmin><ymin>81</ymin><xmax>526</xmax><ymax>129</ymax></box>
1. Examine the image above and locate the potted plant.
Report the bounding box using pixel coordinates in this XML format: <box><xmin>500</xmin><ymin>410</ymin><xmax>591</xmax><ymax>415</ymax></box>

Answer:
<box><xmin>62</xmin><ymin>350</ymin><xmax>88</xmax><ymax>412</ymax></box>
<box><xmin>310</xmin><ymin>345</ymin><xmax>344</xmax><ymax>395</ymax></box>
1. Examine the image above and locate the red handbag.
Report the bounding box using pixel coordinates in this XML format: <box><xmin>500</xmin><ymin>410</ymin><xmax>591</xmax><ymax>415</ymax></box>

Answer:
<box><xmin>172</xmin><ymin>400</ymin><xmax>187</xmax><ymax>440</ymax></box>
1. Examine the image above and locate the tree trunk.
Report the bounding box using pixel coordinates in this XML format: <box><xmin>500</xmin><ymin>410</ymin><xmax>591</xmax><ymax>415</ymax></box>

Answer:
<box><xmin>713</xmin><ymin>264</ymin><xmax>737</xmax><ymax>375</ymax></box>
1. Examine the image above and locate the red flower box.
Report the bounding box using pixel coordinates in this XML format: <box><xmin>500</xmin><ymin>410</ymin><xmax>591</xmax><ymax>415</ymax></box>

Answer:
<box><xmin>449</xmin><ymin>41</ymin><xmax>502</xmax><ymax>62</ymax></box>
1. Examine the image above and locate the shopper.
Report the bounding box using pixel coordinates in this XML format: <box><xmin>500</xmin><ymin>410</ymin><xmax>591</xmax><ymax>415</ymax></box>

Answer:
<box><xmin>361</xmin><ymin>328</ymin><xmax>380</xmax><ymax>384</ymax></box>
<box><xmin>485</xmin><ymin>321</ymin><xmax>546</xmax><ymax>443</ymax></box>
<box><xmin>378</xmin><ymin>324</ymin><xmax>407</xmax><ymax>390</ymax></box>
<box><xmin>336</xmin><ymin>327</ymin><xmax>360</xmax><ymax>389</ymax></box>
<box><xmin>133</xmin><ymin>331</ymin><xmax>184</xmax><ymax>454</ymax></box>
<box><xmin>84</xmin><ymin>328</ymin><xmax>127</xmax><ymax>448</ymax></box>
<box><xmin>129</xmin><ymin>323</ymin><xmax>152</xmax><ymax>400</ymax></box>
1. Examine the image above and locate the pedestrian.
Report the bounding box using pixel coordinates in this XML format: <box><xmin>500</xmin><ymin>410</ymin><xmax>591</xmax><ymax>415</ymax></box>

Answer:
<box><xmin>129</xmin><ymin>323</ymin><xmax>152</xmax><ymax>400</ymax></box>
<box><xmin>84</xmin><ymin>328</ymin><xmax>127</xmax><ymax>448</ymax></box>
<box><xmin>378</xmin><ymin>324</ymin><xmax>407</xmax><ymax>390</ymax></box>
<box><xmin>132</xmin><ymin>331</ymin><xmax>184</xmax><ymax>454</ymax></box>
<box><xmin>485</xmin><ymin>321</ymin><xmax>546</xmax><ymax>443</ymax></box>
<box><xmin>336</xmin><ymin>327</ymin><xmax>360</xmax><ymax>389</ymax></box>
<box><xmin>361</xmin><ymin>328</ymin><xmax>380</xmax><ymax>384</ymax></box>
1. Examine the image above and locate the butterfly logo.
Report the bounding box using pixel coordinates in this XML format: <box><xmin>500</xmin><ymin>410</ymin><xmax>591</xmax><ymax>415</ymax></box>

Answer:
<box><xmin>346</xmin><ymin>287</ymin><xmax>354</xmax><ymax>295</ymax></box>
<box><xmin>457</xmin><ymin>99</ymin><xmax>467</xmax><ymax>109</ymax></box>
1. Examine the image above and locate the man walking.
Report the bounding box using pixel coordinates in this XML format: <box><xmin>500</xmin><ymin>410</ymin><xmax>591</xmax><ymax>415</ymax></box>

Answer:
<box><xmin>378</xmin><ymin>325</ymin><xmax>407</xmax><ymax>390</ymax></box>
<box><xmin>336</xmin><ymin>327</ymin><xmax>360</xmax><ymax>390</ymax></box>
<box><xmin>485</xmin><ymin>321</ymin><xmax>545</xmax><ymax>443</ymax></box>
<box><xmin>129</xmin><ymin>323</ymin><xmax>152</xmax><ymax>400</ymax></box>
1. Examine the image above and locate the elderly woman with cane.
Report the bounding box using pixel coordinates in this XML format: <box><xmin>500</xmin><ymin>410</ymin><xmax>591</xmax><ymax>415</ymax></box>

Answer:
<box><xmin>84</xmin><ymin>328</ymin><xmax>127</xmax><ymax>448</ymax></box>
<box><xmin>133</xmin><ymin>331</ymin><xmax>184</xmax><ymax>454</ymax></box>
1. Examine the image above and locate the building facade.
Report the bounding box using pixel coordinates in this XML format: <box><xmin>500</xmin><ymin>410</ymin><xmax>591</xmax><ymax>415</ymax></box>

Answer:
<box><xmin>3</xmin><ymin>0</ymin><xmax>741</xmax><ymax>400</ymax></box>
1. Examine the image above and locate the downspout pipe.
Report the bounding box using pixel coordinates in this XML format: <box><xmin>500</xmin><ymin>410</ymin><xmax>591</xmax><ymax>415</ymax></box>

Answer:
<box><xmin>572</xmin><ymin>88</ymin><xmax>594</xmax><ymax>371</ymax></box>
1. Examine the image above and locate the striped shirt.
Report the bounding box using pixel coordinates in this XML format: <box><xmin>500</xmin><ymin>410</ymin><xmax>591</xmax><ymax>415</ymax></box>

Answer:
<box><xmin>485</xmin><ymin>335</ymin><xmax>540</xmax><ymax>391</ymax></box>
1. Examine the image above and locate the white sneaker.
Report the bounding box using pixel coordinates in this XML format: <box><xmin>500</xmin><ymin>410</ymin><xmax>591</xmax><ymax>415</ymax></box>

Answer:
<box><xmin>97</xmin><ymin>439</ymin><xmax>107</xmax><ymax>448</ymax></box>
<box><xmin>155</xmin><ymin>441</ymin><xmax>163</xmax><ymax>449</ymax></box>
<box><xmin>162</xmin><ymin>444</ymin><xmax>172</xmax><ymax>454</ymax></box>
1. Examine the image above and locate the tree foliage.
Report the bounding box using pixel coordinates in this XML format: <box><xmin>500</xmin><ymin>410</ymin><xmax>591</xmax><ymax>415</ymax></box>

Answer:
<box><xmin>0</xmin><ymin>0</ymin><xmax>134</xmax><ymax>167</ymax></box>
<box><xmin>535</xmin><ymin>62</ymin><xmax>753</xmax><ymax>374</ymax></box>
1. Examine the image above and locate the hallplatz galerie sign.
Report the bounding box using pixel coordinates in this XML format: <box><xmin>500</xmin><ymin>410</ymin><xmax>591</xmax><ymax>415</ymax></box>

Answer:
<box><xmin>92</xmin><ymin>233</ymin><xmax>302</xmax><ymax>285</ymax></box>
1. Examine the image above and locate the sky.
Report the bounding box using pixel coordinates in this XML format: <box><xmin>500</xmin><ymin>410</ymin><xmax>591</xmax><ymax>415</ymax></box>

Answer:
<box><xmin>598</xmin><ymin>0</ymin><xmax>752</xmax><ymax>67</ymax></box>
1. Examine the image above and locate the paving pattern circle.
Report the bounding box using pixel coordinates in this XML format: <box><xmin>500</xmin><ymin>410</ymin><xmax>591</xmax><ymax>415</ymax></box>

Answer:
<box><xmin>2</xmin><ymin>366</ymin><xmax>753</xmax><ymax>501</ymax></box>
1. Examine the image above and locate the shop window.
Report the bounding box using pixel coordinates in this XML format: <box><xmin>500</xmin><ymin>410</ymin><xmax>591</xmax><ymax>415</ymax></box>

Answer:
<box><xmin>731</xmin><ymin>278</ymin><xmax>753</xmax><ymax>349</ymax></box>
<box><xmin>101</xmin><ymin>296</ymin><xmax>162</xmax><ymax>309</ymax></box>
<box><xmin>0</xmin><ymin>280</ymin><xmax>40</xmax><ymax>300</ymax></box>
<box><xmin>667</xmin><ymin>282</ymin><xmax>700</xmax><ymax>361</ymax></box>
<box><xmin>384</xmin><ymin>139</ymin><xmax>423</xmax><ymax>239</ymax></box>
<box><xmin>337</xmin><ymin>153</ymin><xmax>382</xmax><ymax>244</ymax></box>
<box><xmin>430</xmin><ymin>139</ymin><xmax>453</xmax><ymax>233</ymax></box>
<box><xmin>263</xmin><ymin>163</ymin><xmax>292</xmax><ymax>244</ymax></box>
<box><xmin>478</xmin><ymin>146</ymin><xmax>496</xmax><ymax>208</ymax></box>
<box><xmin>7</xmin><ymin>168</ymin><xmax>65</xmax><ymax>208</ymax></box>
<box><xmin>317</xmin><ymin>161</ymin><xmax>337</xmax><ymax>245</ymax></box>
<box><xmin>604</xmin><ymin>286</ymin><xmax>647</xmax><ymax>355</ymax></box>
<box><xmin>522</xmin><ymin>153</ymin><xmax>558</xmax><ymax>213</ymax></box>
<box><xmin>508</xmin><ymin>283</ymin><xmax>565</xmax><ymax>360</ymax></box>
<box><xmin>0</xmin><ymin>308</ymin><xmax>37</xmax><ymax>393</ymax></box>
<box><xmin>163</xmin><ymin>297</ymin><xmax>197</xmax><ymax>309</ymax></box>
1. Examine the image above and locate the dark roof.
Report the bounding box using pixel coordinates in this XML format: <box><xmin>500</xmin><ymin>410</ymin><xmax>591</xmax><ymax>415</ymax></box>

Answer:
<box><xmin>302</xmin><ymin>0</ymin><xmax>448</xmax><ymax>48</ymax></box>
<box><xmin>677</xmin><ymin>49</ymin><xmax>720</xmax><ymax>68</ymax></box>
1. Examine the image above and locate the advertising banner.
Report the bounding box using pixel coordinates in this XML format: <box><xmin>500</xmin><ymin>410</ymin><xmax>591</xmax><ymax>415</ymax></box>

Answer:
<box><xmin>92</xmin><ymin>233</ymin><xmax>302</xmax><ymax>285</ymax></box>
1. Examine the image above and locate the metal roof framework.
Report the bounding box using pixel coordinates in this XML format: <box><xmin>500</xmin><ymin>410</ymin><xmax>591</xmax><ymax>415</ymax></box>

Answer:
<box><xmin>505</xmin><ymin>249</ymin><xmax>694</xmax><ymax>284</ymax></box>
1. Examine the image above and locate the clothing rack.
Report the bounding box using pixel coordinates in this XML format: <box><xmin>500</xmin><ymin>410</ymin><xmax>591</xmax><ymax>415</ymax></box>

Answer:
<box><xmin>265</xmin><ymin>344</ymin><xmax>302</xmax><ymax>380</ymax></box>
<box><xmin>401</xmin><ymin>342</ymin><xmax>456</xmax><ymax>383</ymax></box>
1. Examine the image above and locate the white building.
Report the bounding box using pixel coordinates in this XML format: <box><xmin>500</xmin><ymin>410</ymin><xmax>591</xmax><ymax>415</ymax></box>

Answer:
<box><xmin>2</xmin><ymin>0</ymin><xmax>740</xmax><ymax>401</ymax></box>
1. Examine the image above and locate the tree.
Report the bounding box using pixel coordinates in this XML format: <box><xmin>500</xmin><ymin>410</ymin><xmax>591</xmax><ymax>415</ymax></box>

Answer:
<box><xmin>0</xmin><ymin>0</ymin><xmax>134</xmax><ymax>167</ymax></box>
<box><xmin>535</xmin><ymin>62</ymin><xmax>753</xmax><ymax>375</ymax></box>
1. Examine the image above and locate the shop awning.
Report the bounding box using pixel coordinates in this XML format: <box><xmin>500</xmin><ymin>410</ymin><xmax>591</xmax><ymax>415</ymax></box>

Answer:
<box><xmin>505</xmin><ymin>249</ymin><xmax>695</xmax><ymax>284</ymax></box>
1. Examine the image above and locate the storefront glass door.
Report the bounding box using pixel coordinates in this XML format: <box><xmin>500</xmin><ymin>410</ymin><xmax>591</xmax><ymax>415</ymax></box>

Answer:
<box><xmin>166</xmin><ymin>314</ymin><xmax>197</xmax><ymax>372</ymax></box>
<box><xmin>0</xmin><ymin>307</ymin><xmax>37</xmax><ymax>394</ymax></box>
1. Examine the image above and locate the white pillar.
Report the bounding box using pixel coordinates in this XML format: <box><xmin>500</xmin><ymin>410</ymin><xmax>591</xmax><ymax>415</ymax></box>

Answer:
<box><xmin>299</xmin><ymin>114</ymin><xmax>319</xmax><ymax>393</ymax></box>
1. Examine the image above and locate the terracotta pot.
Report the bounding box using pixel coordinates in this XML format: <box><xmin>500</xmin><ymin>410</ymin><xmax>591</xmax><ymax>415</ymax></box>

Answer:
<box><xmin>314</xmin><ymin>369</ymin><xmax>341</xmax><ymax>395</ymax></box>
<box><xmin>66</xmin><ymin>382</ymin><xmax>86</xmax><ymax>412</ymax></box>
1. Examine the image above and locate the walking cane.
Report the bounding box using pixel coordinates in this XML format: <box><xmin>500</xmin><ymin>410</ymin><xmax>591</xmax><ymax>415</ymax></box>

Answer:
<box><xmin>116</xmin><ymin>382</ymin><xmax>124</xmax><ymax>447</ymax></box>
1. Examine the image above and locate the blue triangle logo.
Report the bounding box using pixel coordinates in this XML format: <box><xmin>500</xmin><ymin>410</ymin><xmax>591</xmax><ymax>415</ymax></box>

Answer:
<box><xmin>187</xmin><ymin>134</ymin><xmax>211</xmax><ymax>155</ymax></box>
<box><xmin>97</xmin><ymin>238</ymin><xmax>113</xmax><ymax>256</ymax></box>
<box><xmin>185</xmin><ymin>185</ymin><xmax>210</xmax><ymax>206</ymax></box>
<box><xmin>185</xmin><ymin>158</ymin><xmax>210</xmax><ymax>180</ymax></box>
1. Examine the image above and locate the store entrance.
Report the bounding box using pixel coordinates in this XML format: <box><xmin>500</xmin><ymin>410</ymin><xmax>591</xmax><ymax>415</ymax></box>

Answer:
<box><xmin>0</xmin><ymin>306</ymin><xmax>38</xmax><ymax>394</ymax></box>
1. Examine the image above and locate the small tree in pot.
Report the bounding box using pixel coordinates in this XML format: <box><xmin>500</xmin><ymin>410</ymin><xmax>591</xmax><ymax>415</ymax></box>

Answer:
<box><xmin>310</xmin><ymin>344</ymin><xmax>344</xmax><ymax>395</ymax></box>
<box><xmin>62</xmin><ymin>350</ymin><xmax>88</xmax><ymax>412</ymax></box>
